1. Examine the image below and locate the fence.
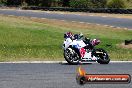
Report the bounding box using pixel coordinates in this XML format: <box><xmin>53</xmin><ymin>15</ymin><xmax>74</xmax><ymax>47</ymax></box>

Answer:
<box><xmin>22</xmin><ymin>6</ymin><xmax>132</xmax><ymax>14</ymax></box>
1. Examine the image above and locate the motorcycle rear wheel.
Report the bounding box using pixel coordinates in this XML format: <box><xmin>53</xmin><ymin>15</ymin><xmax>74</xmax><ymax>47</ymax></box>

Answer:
<box><xmin>64</xmin><ymin>48</ymin><xmax>80</xmax><ymax>65</ymax></box>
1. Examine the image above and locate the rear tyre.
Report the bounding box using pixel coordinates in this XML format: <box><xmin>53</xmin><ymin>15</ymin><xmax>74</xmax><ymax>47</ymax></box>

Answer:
<box><xmin>64</xmin><ymin>48</ymin><xmax>80</xmax><ymax>65</ymax></box>
<box><xmin>96</xmin><ymin>48</ymin><xmax>110</xmax><ymax>64</ymax></box>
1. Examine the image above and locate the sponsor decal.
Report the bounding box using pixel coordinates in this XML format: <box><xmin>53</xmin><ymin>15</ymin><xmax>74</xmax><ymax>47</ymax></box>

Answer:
<box><xmin>80</xmin><ymin>48</ymin><xmax>86</xmax><ymax>58</ymax></box>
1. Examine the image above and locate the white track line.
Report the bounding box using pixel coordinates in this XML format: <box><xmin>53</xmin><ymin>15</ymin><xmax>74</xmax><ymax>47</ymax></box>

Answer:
<box><xmin>111</xmin><ymin>61</ymin><xmax>132</xmax><ymax>63</ymax></box>
<box><xmin>104</xmin><ymin>25</ymin><xmax>109</xmax><ymax>27</ymax></box>
<box><xmin>60</xmin><ymin>20</ymin><xmax>66</xmax><ymax>22</ymax></box>
<box><xmin>8</xmin><ymin>15</ymin><xmax>14</xmax><ymax>17</ymax></box>
<box><xmin>89</xmin><ymin>15</ymin><xmax>94</xmax><ymax>16</ymax></box>
<box><xmin>102</xmin><ymin>16</ymin><xmax>107</xmax><ymax>18</ymax></box>
<box><xmin>0</xmin><ymin>61</ymin><xmax>66</xmax><ymax>64</ymax></box>
<box><xmin>31</xmin><ymin>17</ymin><xmax>38</xmax><ymax>19</ymax></box>
<box><xmin>60</xmin><ymin>12</ymin><xmax>64</xmax><ymax>14</ymax></box>
<box><xmin>86</xmin><ymin>23</ymin><xmax>91</xmax><ymax>24</ymax></box>
<box><xmin>0</xmin><ymin>61</ymin><xmax>132</xmax><ymax>63</ymax></box>
<box><xmin>96</xmin><ymin>24</ymin><xmax>101</xmax><ymax>26</ymax></box>
<box><xmin>79</xmin><ymin>22</ymin><xmax>85</xmax><ymax>24</ymax></box>
<box><xmin>71</xmin><ymin>21</ymin><xmax>76</xmax><ymax>22</ymax></box>
<box><xmin>41</xmin><ymin>18</ymin><xmax>46</xmax><ymax>19</ymax></box>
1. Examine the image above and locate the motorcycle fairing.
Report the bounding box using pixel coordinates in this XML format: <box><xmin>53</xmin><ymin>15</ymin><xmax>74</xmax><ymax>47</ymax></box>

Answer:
<box><xmin>80</xmin><ymin>48</ymin><xmax>98</xmax><ymax>61</ymax></box>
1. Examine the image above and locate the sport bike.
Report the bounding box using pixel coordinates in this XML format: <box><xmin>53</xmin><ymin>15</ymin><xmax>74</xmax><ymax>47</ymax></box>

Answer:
<box><xmin>63</xmin><ymin>37</ymin><xmax>110</xmax><ymax>65</ymax></box>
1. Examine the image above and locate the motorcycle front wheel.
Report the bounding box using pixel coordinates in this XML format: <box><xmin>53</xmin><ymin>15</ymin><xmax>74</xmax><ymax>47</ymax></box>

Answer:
<box><xmin>96</xmin><ymin>48</ymin><xmax>110</xmax><ymax>64</ymax></box>
<box><xmin>64</xmin><ymin>48</ymin><xmax>80</xmax><ymax>65</ymax></box>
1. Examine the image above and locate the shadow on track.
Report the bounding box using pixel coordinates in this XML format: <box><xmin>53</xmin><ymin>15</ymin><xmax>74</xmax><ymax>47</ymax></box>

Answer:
<box><xmin>59</xmin><ymin>62</ymin><xmax>93</xmax><ymax>65</ymax></box>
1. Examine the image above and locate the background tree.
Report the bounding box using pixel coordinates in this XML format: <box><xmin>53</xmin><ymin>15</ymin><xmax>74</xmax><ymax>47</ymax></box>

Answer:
<box><xmin>91</xmin><ymin>0</ymin><xmax>107</xmax><ymax>8</ymax></box>
<box><xmin>39</xmin><ymin>0</ymin><xmax>53</xmax><ymax>7</ymax></box>
<box><xmin>69</xmin><ymin>0</ymin><xmax>93</xmax><ymax>8</ymax></box>
<box><xmin>6</xmin><ymin>0</ymin><xmax>21</xmax><ymax>6</ymax></box>
<box><xmin>0</xmin><ymin>0</ymin><xmax>7</xmax><ymax>5</ymax></box>
<box><xmin>107</xmin><ymin>0</ymin><xmax>126</xmax><ymax>8</ymax></box>
<box><xmin>62</xmin><ymin>0</ymin><xmax>70</xmax><ymax>7</ymax></box>
<box><xmin>26</xmin><ymin>0</ymin><xmax>39</xmax><ymax>6</ymax></box>
<box><xmin>69</xmin><ymin>0</ymin><xmax>108</xmax><ymax>8</ymax></box>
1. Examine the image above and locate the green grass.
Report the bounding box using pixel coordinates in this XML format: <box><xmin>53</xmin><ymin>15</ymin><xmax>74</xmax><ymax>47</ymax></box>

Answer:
<box><xmin>0</xmin><ymin>16</ymin><xmax>64</xmax><ymax>61</ymax></box>
<box><xmin>0</xmin><ymin>15</ymin><xmax>131</xmax><ymax>61</ymax></box>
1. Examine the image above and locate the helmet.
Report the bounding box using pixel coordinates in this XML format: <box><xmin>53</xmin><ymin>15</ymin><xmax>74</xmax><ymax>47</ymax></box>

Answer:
<box><xmin>91</xmin><ymin>39</ymin><xmax>100</xmax><ymax>46</ymax></box>
<box><xmin>64</xmin><ymin>32</ymin><xmax>73</xmax><ymax>38</ymax></box>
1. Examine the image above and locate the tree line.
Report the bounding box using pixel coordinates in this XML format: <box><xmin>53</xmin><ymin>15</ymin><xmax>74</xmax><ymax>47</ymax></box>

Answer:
<box><xmin>0</xmin><ymin>0</ymin><xmax>127</xmax><ymax>8</ymax></box>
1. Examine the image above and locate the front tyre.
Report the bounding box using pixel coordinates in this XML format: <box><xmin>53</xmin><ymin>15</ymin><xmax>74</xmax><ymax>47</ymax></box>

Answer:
<box><xmin>96</xmin><ymin>48</ymin><xmax>110</xmax><ymax>64</ymax></box>
<box><xmin>64</xmin><ymin>48</ymin><xmax>79</xmax><ymax>65</ymax></box>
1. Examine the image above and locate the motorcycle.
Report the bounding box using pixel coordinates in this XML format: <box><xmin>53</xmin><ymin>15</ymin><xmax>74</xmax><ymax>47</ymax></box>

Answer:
<box><xmin>63</xmin><ymin>36</ymin><xmax>110</xmax><ymax>65</ymax></box>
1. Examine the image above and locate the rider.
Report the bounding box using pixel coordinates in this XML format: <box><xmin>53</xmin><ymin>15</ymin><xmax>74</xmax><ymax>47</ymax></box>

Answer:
<box><xmin>64</xmin><ymin>32</ymin><xmax>100</xmax><ymax>57</ymax></box>
<box><xmin>64</xmin><ymin>32</ymin><xmax>100</xmax><ymax>49</ymax></box>
<box><xmin>73</xmin><ymin>33</ymin><xmax>100</xmax><ymax>57</ymax></box>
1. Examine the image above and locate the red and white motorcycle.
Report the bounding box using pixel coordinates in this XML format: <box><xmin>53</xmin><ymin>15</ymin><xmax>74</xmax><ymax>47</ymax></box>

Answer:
<box><xmin>63</xmin><ymin>35</ymin><xmax>110</xmax><ymax>65</ymax></box>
